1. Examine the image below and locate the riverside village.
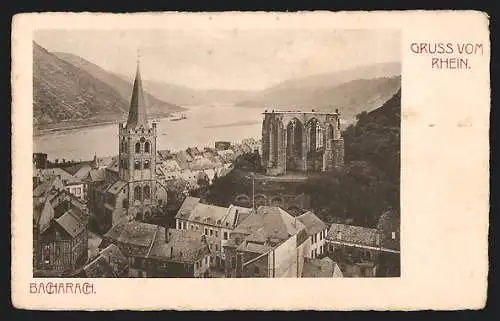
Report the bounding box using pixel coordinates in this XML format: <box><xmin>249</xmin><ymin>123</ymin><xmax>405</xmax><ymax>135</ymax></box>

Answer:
<box><xmin>33</xmin><ymin>53</ymin><xmax>401</xmax><ymax>279</ymax></box>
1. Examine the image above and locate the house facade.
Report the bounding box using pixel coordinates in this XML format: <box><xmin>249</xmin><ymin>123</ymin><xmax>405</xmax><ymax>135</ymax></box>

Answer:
<box><xmin>296</xmin><ymin>211</ymin><xmax>328</xmax><ymax>259</ymax></box>
<box><xmin>324</xmin><ymin>210</ymin><xmax>400</xmax><ymax>277</ymax></box>
<box><xmin>175</xmin><ymin>197</ymin><xmax>252</xmax><ymax>269</ymax></box>
<box><xmin>100</xmin><ymin>220</ymin><xmax>211</xmax><ymax>278</ymax></box>
<box><xmin>33</xmin><ymin>182</ymin><xmax>89</xmax><ymax>276</ymax></box>
<box><xmin>223</xmin><ymin>206</ymin><xmax>310</xmax><ymax>278</ymax></box>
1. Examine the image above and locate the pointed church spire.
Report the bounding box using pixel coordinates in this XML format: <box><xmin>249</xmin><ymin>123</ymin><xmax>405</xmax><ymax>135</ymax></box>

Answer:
<box><xmin>126</xmin><ymin>52</ymin><xmax>149</xmax><ymax>129</ymax></box>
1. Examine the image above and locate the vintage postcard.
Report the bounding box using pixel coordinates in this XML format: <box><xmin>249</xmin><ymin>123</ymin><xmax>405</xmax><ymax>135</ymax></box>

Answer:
<box><xmin>11</xmin><ymin>11</ymin><xmax>490</xmax><ymax>310</ymax></box>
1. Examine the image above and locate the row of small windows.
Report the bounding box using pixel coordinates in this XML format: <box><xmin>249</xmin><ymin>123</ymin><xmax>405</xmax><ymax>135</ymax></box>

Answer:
<box><xmin>312</xmin><ymin>229</ymin><xmax>328</xmax><ymax>244</ymax></box>
<box><xmin>134</xmin><ymin>185</ymin><xmax>151</xmax><ymax>201</ymax></box>
<box><xmin>120</xmin><ymin>159</ymin><xmax>151</xmax><ymax>170</ymax></box>
<box><xmin>120</xmin><ymin>139</ymin><xmax>151</xmax><ymax>153</ymax></box>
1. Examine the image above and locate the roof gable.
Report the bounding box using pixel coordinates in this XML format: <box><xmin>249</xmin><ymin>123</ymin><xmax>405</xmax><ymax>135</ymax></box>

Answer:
<box><xmin>327</xmin><ymin>223</ymin><xmax>379</xmax><ymax>248</ymax></box>
<box><xmin>296</xmin><ymin>211</ymin><xmax>326</xmax><ymax>235</ymax></box>
<box><xmin>55</xmin><ymin>210</ymin><xmax>86</xmax><ymax>238</ymax></box>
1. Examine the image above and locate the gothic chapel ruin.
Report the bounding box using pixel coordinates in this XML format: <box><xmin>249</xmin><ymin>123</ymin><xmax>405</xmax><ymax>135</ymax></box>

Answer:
<box><xmin>261</xmin><ymin>110</ymin><xmax>345</xmax><ymax>176</ymax></box>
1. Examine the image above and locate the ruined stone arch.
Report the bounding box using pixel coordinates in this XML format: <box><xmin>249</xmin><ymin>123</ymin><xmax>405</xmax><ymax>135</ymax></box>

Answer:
<box><xmin>269</xmin><ymin>195</ymin><xmax>284</xmax><ymax>206</ymax></box>
<box><xmin>327</xmin><ymin>123</ymin><xmax>335</xmax><ymax>140</ymax></box>
<box><xmin>254</xmin><ymin>193</ymin><xmax>268</xmax><ymax>206</ymax></box>
<box><xmin>234</xmin><ymin>194</ymin><xmax>250</xmax><ymax>207</ymax></box>
<box><xmin>285</xmin><ymin>118</ymin><xmax>304</xmax><ymax>172</ymax></box>
<box><xmin>305</xmin><ymin>117</ymin><xmax>324</xmax><ymax>151</ymax></box>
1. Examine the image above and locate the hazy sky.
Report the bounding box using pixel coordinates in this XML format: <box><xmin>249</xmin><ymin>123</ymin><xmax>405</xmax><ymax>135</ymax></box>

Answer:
<box><xmin>35</xmin><ymin>29</ymin><xmax>400</xmax><ymax>90</ymax></box>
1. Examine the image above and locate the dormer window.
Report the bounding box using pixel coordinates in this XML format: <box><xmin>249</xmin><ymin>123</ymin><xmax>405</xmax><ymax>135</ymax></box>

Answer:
<box><xmin>337</xmin><ymin>232</ymin><xmax>342</xmax><ymax>240</ymax></box>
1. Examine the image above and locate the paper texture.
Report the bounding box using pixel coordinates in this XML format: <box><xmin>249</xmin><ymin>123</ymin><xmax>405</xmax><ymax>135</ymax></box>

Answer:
<box><xmin>11</xmin><ymin>11</ymin><xmax>490</xmax><ymax>310</ymax></box>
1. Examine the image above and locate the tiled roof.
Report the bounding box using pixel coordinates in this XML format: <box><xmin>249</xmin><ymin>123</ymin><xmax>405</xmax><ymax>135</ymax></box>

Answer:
<box><xmin>107</xmin><ymin>158</ymin><xmax>119</xmax><ymax>173</ymax></box>
<box><xmin>302</xmin><ymin>257</ymin><xmax>343</xmax><ymax>278</ymax></box>
<box><xmin>55</xmin><ymin>209</ymin><xmax>86</xmax><ymax>238</ymax></box>
<box><xmin>148</xmin><ymin>228</ymin><xmax>210</xmax><ymax>263</ymax></box>
<box><xmin>190</xmin><ymin>203</ymin><xmax>228</xmax><ymax>225</ymax></box>
<box><xmin>107</xmin><ymin>179</ymin><xmax>127</xmax><ymax>195</ymax></box>
<box><xmin>104</xmin><ymin>220</ymin><xmax>160</xmax><ymax>257</ymax></box>
<box><xmin>73</xmin><ymin>165</ymin><xmax>93</xmax><ymax>180</ymax></box>
<box><xmin>327</xmin><ymin>224</ymin><xmax>379</xmax><ymax>248</ymax></box>
<box><xmin>117</xmin><ymin>222</ymin><xmax>159</xmax><ymax>247</ymax></box>
<box><xmin>296</xmin><ymin>211</ymin><xmax>327</xmax><ymax>236</ymax></box>
<box><xmin>83</xmin><ymin>256</ymin><xmax>116</xmax><ymax>278</ymax></box>
<box><xmin>238</xmin><ymin>241</ymin><xmax>272</xmax><ymax>254</ymax></box>
<box><xmin>88</xmin><ymin>168</ymin><xmax>106</xmax><ymax>182</ymax></box>
<box><xmin>96</xmin><ymin>156</ymin><xmax>116</xmax><ymax>168</ymax></box>
<box><xmin>33</xmin><ymin>199</ymin><xmax>54</xmax><ymax>234</ymax></box>
<box><xmin>175</xmin><ymin>197</ymin><xmax>201</xmax><ymax>219</ymax></box>
<box><xmin>175</xmin><ymin>198</ymin><xmax>231</xmax><ymax>228</ymax></box>
<box><xmin>157</xmin><ymin>149</ymin><xmax>173</xmax><ymax>160</ymax></box>
<box><xmin>223</xmin><ymin>205</ymin><xmax>252</xmax><ymax>229</ymax></box>
<box><xmin>233</xmin><ymin>206</ymin><xmax>305</xmax><ymax>243</ymax></box>
<box><xmin>33</xmin><ymin>176</ymin><xmax>64</xmax><ymax>198</ymax></box>
<box><xmin>88</xmin><ymin>244</ymin><xmax>129</xmax><ymax>277</ymax></box>
<box><xmin>39</xmin><ymin>168</ymin><xmax>82</xmax><ymax>185</ymax></box>
<box><xmin>62</xmin><ymin>163</ymin><xmax>91</xmax><ymax>176</ymax></box>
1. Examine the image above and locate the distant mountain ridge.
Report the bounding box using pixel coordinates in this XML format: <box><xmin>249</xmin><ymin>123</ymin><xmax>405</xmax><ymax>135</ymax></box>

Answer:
<box><xmin>116</xmin><ymin>62</ymin><xmax>401</xmax><ymax>110</ymax></box>
<box><xmin>233</xmin><ymin>62</ymin><xmax>401</xmax><ymax>122</ymax></box>
<box><xmin>54</xmin><ymin>52</ymin><xmax>185</xmax><ymax>119</ymax></box>
<box><xmin>34</xmin><ymin>42</ymin><xmax>401</xmax><ymax>132</ymax></box>
<box><xmin>117</xmin><ymin>73</ymin><xmax>258</xmax><ymax>107</ymax></box>
<box><xmin>33</xmin><ymin>42</ymin><xmax>184</xmax><ymax>132</ymax></box>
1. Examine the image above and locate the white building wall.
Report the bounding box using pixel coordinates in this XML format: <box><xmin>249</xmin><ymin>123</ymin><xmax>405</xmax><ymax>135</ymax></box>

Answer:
<box><xmin>271</xmin><ymin>234</ymin><xmax>299</xmax><ymax>278</ymax></box>
<box><xmin>307</xmin><ymin>228</ymin><xmax>328</xmax><ymax>259</ymax></box>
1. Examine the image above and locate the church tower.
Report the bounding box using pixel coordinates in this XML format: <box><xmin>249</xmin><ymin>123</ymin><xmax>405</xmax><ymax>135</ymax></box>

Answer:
<box><xmin>118</xmin><ymin>58</ymin><xmax>158</xmax><ymax>220</ymax></box>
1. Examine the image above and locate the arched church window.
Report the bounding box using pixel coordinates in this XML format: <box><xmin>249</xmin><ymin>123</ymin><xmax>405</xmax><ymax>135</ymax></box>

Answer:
<box><xmin>143</xmin><ymin>185</ymin><xmax>151</xmax><ymax>199</ymax></box>
<box><xmin>134</xmin><ymin>186</ymin><xmax>142</xmax><ymax>201</ymax></box>
<box><xmin>316</xmin><ymin>125</ymin><xmax>323</xmax><ymax>149</ymax></box>
<box><xmin>328</xmin><ymin>124</ymin><xmax>334</xmax><ymax>140</ymax></box>
<box><xmin>144</xmin><ymin>159</ymin><xmax>150</xmax><ymax>169</ymax></box>
<box><xmin>144</xmin><ymin>141</ymin><xmax>150</xmax><ymax>153</ymax></box>
<box><xmin>135</xmin><ymin>142</ymin><xmax>141</xmax><ymax>153</ymax></box>
<box><xmin>134</xmin><ymin>160</ymin><xmax>141</xmax><ymax>170</ymax></box>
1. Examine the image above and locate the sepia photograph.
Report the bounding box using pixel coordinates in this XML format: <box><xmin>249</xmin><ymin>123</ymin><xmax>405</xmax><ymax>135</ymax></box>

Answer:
<box><xmin>11</xmin><ymin>10</ymin><xmax>491</xmax><ymax>310</ymax></box>
<box><xmin>31</xmin><ymin>28</ymin><xmax>402</xmax><ymax>279</ymax></box>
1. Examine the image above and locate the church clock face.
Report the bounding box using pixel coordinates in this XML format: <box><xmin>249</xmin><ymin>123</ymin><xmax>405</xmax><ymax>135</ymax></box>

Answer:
<box><xmin>140</xmin><ymin>137</ymin><xmax>146</xmax><ymax>143</ymax></box>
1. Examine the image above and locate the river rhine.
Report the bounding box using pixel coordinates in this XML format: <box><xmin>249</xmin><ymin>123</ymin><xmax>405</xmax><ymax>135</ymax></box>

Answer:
<box><xmin>34</xmin><ymin>105</ymin><xmax>267</xmax><ymax>161</ymax></box>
